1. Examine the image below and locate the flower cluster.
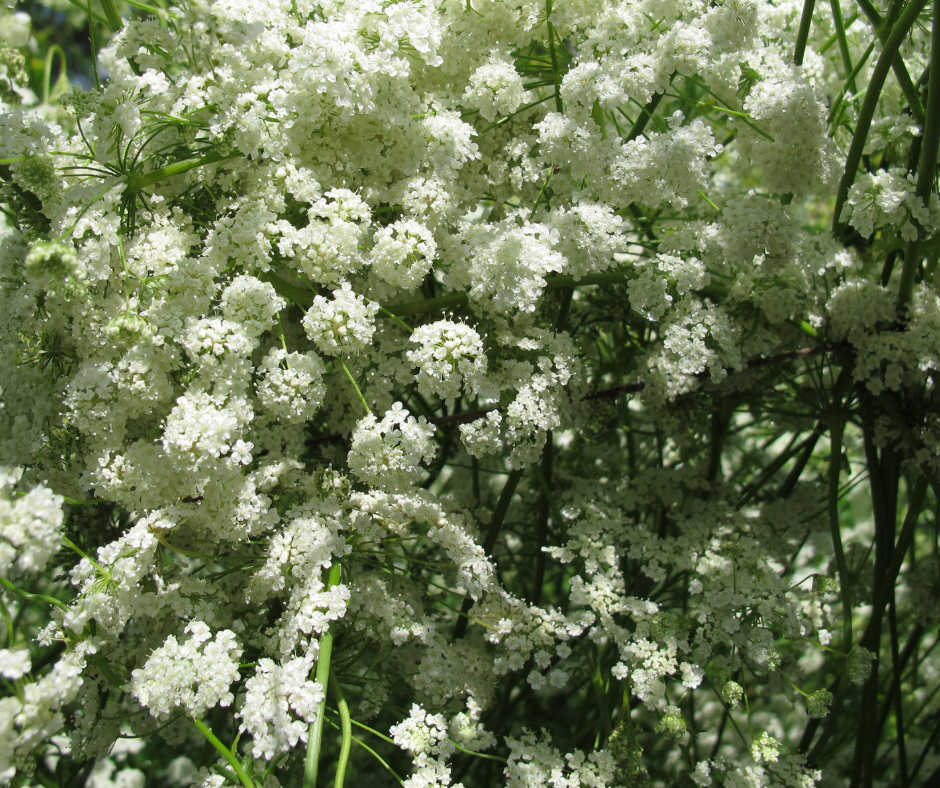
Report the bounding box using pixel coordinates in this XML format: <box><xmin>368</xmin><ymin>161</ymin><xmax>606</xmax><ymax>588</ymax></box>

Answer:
<box><xmin>0</xmin><ymin>0</ymin><xmax>937</xmax><ymax>783</ymax></box>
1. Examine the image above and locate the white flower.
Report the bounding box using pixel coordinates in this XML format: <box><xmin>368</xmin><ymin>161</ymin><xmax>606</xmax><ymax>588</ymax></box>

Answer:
<box><xmin>302</xmin><ymin>282</ymin><xmax>379</xmax><ymax>356</ymax></box>
<box><xmin>255</xmin><ymin>348</ymin><xmax>327</xmax><ymax>422</ymax></box>
<box><xmin>840</xmin><ymin>168</ymin><xmax>939</xmax><ymax>241</ymax></box>
<box><xmin>238</xmin><ymin>655</ymin><xmax>324</xmax><ymax>760</ymax></box>
<box><xmin>0</xmin><ymin>649</ymin><xmax>30</xmax><ymax>680</ymax></box>
<box><xmin>0</xmin><ymin>468</ymin><xmax>64</xmax><ymax>578</ymax></box>
<box><xmin>370</xmin><ymin>219</ymin><xmax>437</xmax><ymax>289</ymax></box>
<box><xmin>348</xmin><ymin>403</ymin><xmax>436</xmax><ymax>492</ymax></box>
<box><xmin>464</xmin><ymin>57</ymin><xmax>525</xmax><ymax>123</ymax></box>
<box><xmin>751</xmin><ymin>732</ymin><xmax>780</xmax><ymax>763</ymax></box>
<box><xmin>407</xmin><ymin>320</ymin><xmax>487</xmax><ymax>406</ymax></box>
<box><xmin>130</xmin><ymin>621</ymin><xmax>242</xmax><ymax>719</ymax></box>
<box><xmin>219</xmin><ymin>275</ymin><xmax>286</xmax><ymax>338</ymax></box>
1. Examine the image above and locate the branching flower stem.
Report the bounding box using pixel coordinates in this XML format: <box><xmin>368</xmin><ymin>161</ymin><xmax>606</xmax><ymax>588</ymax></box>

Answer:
<box><xmin>304</xmin><ymin>561</ymin><xmax>344</xmax><ymax>788</ymax></box>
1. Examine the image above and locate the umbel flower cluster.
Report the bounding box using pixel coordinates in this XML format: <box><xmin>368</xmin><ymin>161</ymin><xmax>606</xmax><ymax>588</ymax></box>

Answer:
<box><xmin>0</xmin><ymin>0</ymin><xmax>938</xmax><ymax>784</ymax></box>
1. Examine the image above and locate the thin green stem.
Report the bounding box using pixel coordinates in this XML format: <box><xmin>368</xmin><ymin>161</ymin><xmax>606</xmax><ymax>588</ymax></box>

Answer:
<box><xmin>61</xmin><ymin>495</ymin><xmax>105</xmax><ymax>506</ymax></box>
<box><xmin>42</xmin><ymin>46</ymin><xmax>67</xmax><ymax>107</ymax></box>
<box><xmin>828</xmin><ymin>39</ymin><xmax>877</xmax><ymax>127</ymax></box>
<box><xmin>192</xmin><ymin>718</ymin><xmax>255</xmax><ymax>788</ymax></box>
<box><xmin>87</xmin><ymin>0</ymin><xmax>100</xmax><ymax>89</ymax></box>
<box><xmin>453</xmin><ymin>469</ymin><xmax>524</xmax><ymax>639</ymax></box>
<box><xmin>0</xmin><ymin>578</ymin><xmax>68</xmax><ymax>612</ymax></box>
<box><xmin>62</xmin><ymin>535</ymin><xmax>106</xmax><ymax>573</ymax></box>
<box><xmin>304</xmin><ymin>561</ymin><xmax>344</xmax><ymax>788</ymax></box>
<box><xmin>545</xmin><ymin>0</ymin><xmax>564</xmax><ymax>113</ymax></box>
<box><xmin>377</xmin><ymin>305</ymin><xmax>414</xmax><ymax>333</ymax></box>
<box><xmin>450</xmin><ymin>741</ymin><xmax>508</xmax><ymax>763</ymax></box>
<box><xmin>340</xmin><ymin>360</ymin><xmax>372</xmax><ymax>416</ymax></box>
<box><xmin>830</xmin><ymin>0</ymin><xmax>857</xmax><ymax>96</ymax></box>
<box><xmin>323</xmin><ymin>717</ymin><xmax>404</xmax><ymax>785</ymax></box>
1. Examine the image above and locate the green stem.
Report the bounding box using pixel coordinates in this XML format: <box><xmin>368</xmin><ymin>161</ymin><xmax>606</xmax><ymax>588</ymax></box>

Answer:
<box><xmin>62</xmin><ymin>535</ymin><xmax>106</xmax><ymax>573</ymax></box>
<box><xmin>453</xmin><ymin>469</ymin><xmax>524</xmax><ymax>639</ymax></box>
<box><xmin>332</xmin><ymin>681</ymin><xmax>352</xmax><ymax>788</ymax></box>
<box><xmin>793</xmin><ymin>0</ymin><xmax>816</xmax><ymax>64</ymax></box>
<box><xmin>545</xmin><ymin>0</ymin><xmax>564</xmax><ymax>113</ymax></box>
<box><xmin>0</xmin><ymin>595</ymin><xmax>14</xmax><ymax>648</ymax></box>
<box><xmin>828</xmin><ymin>39</ymin><xmax>877</xmax><ymax>127</ymax></box>
<box><xmin>61</xmin><ymin>495</ymin><xmax>105</xmax><ymax>506</ymax></box>
<box><xmin>831</xmin><ymin>0</ymin><xmax>930</xmax><ymax>237</ymax></box>
<box><xmin>125</xmin><ymin>149</ymin><xmax>231</xmax><ymax>192</ymax></box>
<box><xmin>192</xmin><ymin>718</ymin><xmax>255</xmax><ymax>788</ymax></box>
<box><xmin>854</xmin><ymin>0</ymin><xmax>926</xmax><ymax>124</ymax></box>
<box><xmin>830</xmin><ymin>0</ymin><xmax>857</xmax><ymax>96</ymax></box>
<box><xmin>87</xmin><ymin>0</ymin><xmax>100</xmax><ymax>89</ymax></box>
<box><xmin>828</xmin><ymin>417</ymin><xmax>853</xmax><ymax>652</ymax></box>
<box><xmin>99</xmin><ymin>0</ymin><xmax>124</xmax><ymax>30</ymax></box>
<box><xmin>304</xmin><ymin>562</ymin><xmax>344</xmax><ymax>788</ymax></box>
<box><xmin>896</xmin><ymin>0</ymin><xmax>940</xmax><ymax>312</ymax></box>
<box><xmin>323</xmin><ymin>717</ymin><xmax>404</xmax><ymax>785</ymax></box>
<box><xmin>0</xmin><ymin>578</ymin><xmax>68</xmax><ymax>612</ymax></box>
<box><xmin>340</xmin><ymin>360</ymin><xmax>371</xmax><ymax>416</ymax></box>
<box><xmin>42</xmin><ymin>46</ymin><xmax>67</xmax><ymax>107</ymax></box>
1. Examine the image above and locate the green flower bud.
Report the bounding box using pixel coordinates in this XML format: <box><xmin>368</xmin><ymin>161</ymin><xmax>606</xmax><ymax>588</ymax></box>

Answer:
<box><xmin>847</xmin><ymin>644</ymin><xmax>874</xmax><ymax>685</ymax></box>
<box><xmin>722</xmin><ymin>680</ymin><xmax>744</xmax><ymax>706</ymax></box>
<box><xmin>805</xmin><ymin>689</ymin><xmax>833</xmax><ymax>718</ymax></box>
<box><xmin>655</xmin><ymin>706</ymin><xmax>686</xmax><ymax>742</ymax></box>
<box><xmin>25</xmin><ymin>240</ymin><xmax>83</xmax><ymax>283</ymax></box>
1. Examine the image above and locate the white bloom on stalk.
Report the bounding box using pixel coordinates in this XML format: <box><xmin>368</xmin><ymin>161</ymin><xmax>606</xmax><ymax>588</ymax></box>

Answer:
<box><xmin>238</xmin><ymin>655</ymin><xmax>324</xmax><ymax>760</ymax></box>
<box><xmin>464</xmin><ymin>57</ymin><xmax>525</xmax><ymax>122</ymax></box>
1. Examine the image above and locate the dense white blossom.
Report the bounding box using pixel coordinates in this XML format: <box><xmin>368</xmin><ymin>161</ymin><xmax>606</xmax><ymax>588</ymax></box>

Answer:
<box><xmin>0</xmin><ymin>0</ymin><xmax>935</xmax><ymax>782</ymax></box>
<box><xmin>348</xmin><ymin>403</ymin><xmax>436</xmax><ymax>492</ymax></box>
<box><xmin>407</xmin><ymin>320</ymin><xmax>487</xmax><ymax>406</ymax></box>
<box><xmin>129</xmin><ymin>621</ymin><xmax>242</xmax><ymax>720</ymax></box>
<box><xmin>0</xmin><ymin>468</ymin><xmax>63</xmax><ymax>577</ymax></box>
<box><xmin>302</xmin><ymin>282</ymin><xmax>380</xmax><ymax>356</ymax></box>
<box><xmin>238</xmin><ymin>655</ymin><xmax>324</xmax><ymax>760</ymax></box>
<box><xmin>255</xmin><ymin>348</ymin><xmax>327</xmax><ymax>422</ymax></box>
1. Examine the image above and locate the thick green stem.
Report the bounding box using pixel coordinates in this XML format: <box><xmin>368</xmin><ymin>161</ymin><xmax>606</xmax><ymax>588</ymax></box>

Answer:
<box><xmin>793</xmin><ymin>0</ymin><xmax>816</xmax><ymax>65</ymax></box>
<box><xmin>304</xmin><ymin>562</ymin><xmax>344</xmax><ymax>788</ymax></box>
<box><xmin>854</xmin><ymin>0</ymin><xmax>926</xmax><ymax>124</ymax></box>
<box><xmin>896</xmin><ymin>0</ymin><xmax>940</xmax><ymax>312</ymax></box>
<box><xmin>332</xmin><ymin>681</ymin><xmax>352</xmax><ymax>788</ymax></box>
<box><xmin>828</xmin><ymin>418</ymin><xmax>853</xmax><ymax>652</ymax></box>
<box><xmin>831</xmin><ymin>0</ymin><xmax>930</xmax><ymax>238</ymax></box>
<box><xmin>99</xmin><ymin>0</ymin><xmax>123</xmax><ymax>29</ymax></box>
<box><xmin>193</xmin><ymin>718</ymin><xmax>255</xmax><ymax>788</ymax></box>
<box><xmin>454</xmin><ymin>469</ymin><xmax>524</xmax><ymax>639</ymax></box>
